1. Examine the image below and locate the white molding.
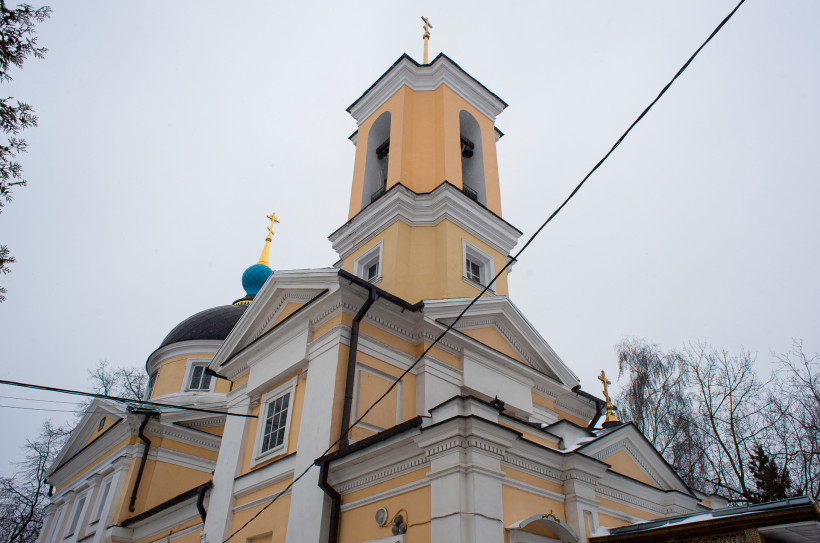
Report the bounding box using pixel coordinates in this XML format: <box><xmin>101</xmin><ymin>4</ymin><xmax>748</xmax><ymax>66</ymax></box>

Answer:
<box><xmin>250</xmin><ymin>376</ymin><xmax>298</xmax><ymax>468</ymax></box>
<box><xmin>329</xmin><ymin>183</ymin><xmax>521</xmax><ymax>263</ymax></box>
<box><xmin>233</xmin><ymin>463</ymin><xmax>295</xmax><ymax>497</ymax></box>
<box><xmin>347</xmin><ymin>54</ymin><xmax>506</xmax><ymax>124</ymax></box>
<box><xmin>352</xmin><ymin>363</ymin><xmax>403</xmax><ymax>432</ymax></box>
<box><xmin>146</xmin><ymin>340</ymin><xmax>222</xmax><ymax>375</ymax></box>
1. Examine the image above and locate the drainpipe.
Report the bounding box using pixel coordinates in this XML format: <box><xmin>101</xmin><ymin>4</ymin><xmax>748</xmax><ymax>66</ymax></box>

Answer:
<box><xmin>128</xmin><ymin>409</ymin><xmax>158</xmax><ymax>512</ymax></box>
<box><xmin>317</xmin><ymin>460</ymin><xmax>341</xmax><ymax>543</ymax></box>
<box><xmin>339</xmin><ymin>285</ymin><xmax>377</xmax><ymax>448</ymax></box>
<box><xmin>196</xmin><ymin>481</ymin><xmax>213</xmax><ymax>522</ymax></box>
<box><xmin>572</xmin><ymin>385</ymin><xmax>606</xmax><ymax>429</ymax></box>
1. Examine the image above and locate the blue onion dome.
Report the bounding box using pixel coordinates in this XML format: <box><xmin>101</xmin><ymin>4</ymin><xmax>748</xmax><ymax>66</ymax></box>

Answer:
<box><xmin>242</xmin><ymin>263</ymin><xmax>273</xmax><ymax>296</ymax></box>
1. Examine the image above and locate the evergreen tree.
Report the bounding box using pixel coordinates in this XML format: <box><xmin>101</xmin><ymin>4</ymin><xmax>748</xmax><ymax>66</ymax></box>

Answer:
<box><xmin>748</xmin><ymin>443</ymin><xmax>792</xmax><ymax>503</ymax></box>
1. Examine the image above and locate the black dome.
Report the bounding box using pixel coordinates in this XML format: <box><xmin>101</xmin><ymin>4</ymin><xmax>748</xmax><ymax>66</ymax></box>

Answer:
<box><xmin>159</xmin><ymin>305</ymin><xmax>247</xmax><ymax>348</ymax></box>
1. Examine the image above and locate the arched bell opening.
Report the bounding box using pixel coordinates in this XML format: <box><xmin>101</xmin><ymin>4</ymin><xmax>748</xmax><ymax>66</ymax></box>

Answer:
<box><xmin>362</xmin><ymin>111</ymin><xmax>392</xmax><ymax>209</ymax></box>
<box><xmin>459</xmin><ymin>109</ymin><xmax>486</xmax><ymax>205</ymax></box>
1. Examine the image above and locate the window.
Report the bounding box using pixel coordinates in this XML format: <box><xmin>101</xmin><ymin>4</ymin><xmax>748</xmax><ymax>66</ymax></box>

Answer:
<box><xmin>462</xmin><ymin>240</ymin><xmax>495</xmax><ymax>290</ymax></box>
<box><xmin>65</xmin><ymin>495</ymin><xmax>86</xmax><ymax>537</ymax></box>
<box><xmin>253</xmin><ymin>378</ymin><xmax>297</xmax><ymax>465</ymax></box>
<box><xmin>146</xmin><ymin>372</ymin><xmax>157</xmax><ymax>398</ymax></box>
<box><xmin>354</xmin><ymin>241</ymin><xmax>383</xmax><ymax>284</ymax></box>
<box><xmin>89</xmin><ymin>479</ymin><xmax>111</xmax><ymax>525</ymax></box>
<box><xmin>183</xmin><ymin>360</ymin><xmax>214</xmax><ymax>392</ymax></box>
<box><xmin>261</xmin><ymin>392</ymin><xmax>290</xmax><ymax>453</ymax></box>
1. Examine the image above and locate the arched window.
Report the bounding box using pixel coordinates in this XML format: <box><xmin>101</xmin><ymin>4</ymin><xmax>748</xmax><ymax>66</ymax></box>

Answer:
<box><xmin>362</xmin><ymin>111</ymin><xmax>391</xmax><ymax>209</ymax></box>
<box><xmin>459</xmin><ymin>110</ymin><xmax>486</xmax><ymax>205</ymax></box>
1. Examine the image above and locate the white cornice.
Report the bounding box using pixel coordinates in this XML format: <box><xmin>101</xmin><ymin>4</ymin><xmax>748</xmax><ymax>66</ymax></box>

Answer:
<box><xmin>329</xmin><ymin>183</ymin><xmax>521</xmax><ymax>260</ymax></box>
<box><xmin>146</xmin><ymin>340</ymin><xmax>222</xmax><ymax>374</ymax></box>
<box><xmin>347</xmin><ymin>54</ymin><xmax>507</xmax><ymax>124</ymax></box>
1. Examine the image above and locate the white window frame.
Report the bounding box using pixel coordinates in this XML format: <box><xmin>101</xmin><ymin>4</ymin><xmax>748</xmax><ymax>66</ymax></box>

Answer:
<box><xmin>182</xmin><ymin>358</ymin><xmax>216</xmax><ymax>393</ymax></box>
<box><xmin>88</xmin><ymin>477</ymin><xmax>112</xmax><ymax>526</ymax></box>
<box><xmin>354</xmin><ymin>241</ymin><xmax>383</xmax><ymax>284</ymax></box>
<box><xmin>462</xmin><ymin>240</ymin><xmax>495</xmax><ymax>291</ymax></box>
<box><xmin>64</xmin><ymin>491</ymin><xmax>88</xmax><ymax>539</ymax></box>
<box><xmin>251</xmin><ymin>376</ymin><xmax>297</xmax><ymax>467</ymax></box>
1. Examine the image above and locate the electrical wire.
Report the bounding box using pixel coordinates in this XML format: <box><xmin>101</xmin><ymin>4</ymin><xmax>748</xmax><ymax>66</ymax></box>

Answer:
<box><xmin>0</xmin><ymin>394</ymin><xmax>88</xmax><ymax>405</ymax></box>
<box><xmin>222</xmin><ymin>2</ymin><xmax>748</xmax><ymax>540</ymax></box>
<box><xmin>0</xmin><ymin>379</ymin><xmax>257</xmax><ymax>418</ymax></box>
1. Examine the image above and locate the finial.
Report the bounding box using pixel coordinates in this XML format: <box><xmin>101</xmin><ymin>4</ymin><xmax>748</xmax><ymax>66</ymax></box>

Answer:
<box><xmin>257</xmin><ymin>212</ymin><xmax>280</xmax><ymax>267</ymax></box>
<box><xmin>421</xmin><ymin>16</ymin><xmax>433</xmax><ymax>64</ymax></box>
<box><xmin>598</xmin><ymin>370</ymin><xmax>620</xmax><ymax>425</ymax></box>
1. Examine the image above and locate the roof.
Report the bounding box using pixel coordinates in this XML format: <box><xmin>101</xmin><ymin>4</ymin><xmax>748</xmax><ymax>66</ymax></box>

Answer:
<box><xmin>593</xmin><ymin>496</ymin><xmax>820</xmax><ymax>542</ymax></box>
<box><xmin>159</xmin><ymin>304</ymin><xmax>248</xmax><ymax>348</ymax></box>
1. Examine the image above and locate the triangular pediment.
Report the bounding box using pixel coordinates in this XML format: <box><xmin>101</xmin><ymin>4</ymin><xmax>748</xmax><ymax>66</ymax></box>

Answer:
<box><xmin>576</xmin><ymin>423</ymin><xmax>694</xmax><ymax>496</ymax></box>
<box><xmin>424</xmin><ymin>296</ymin><xmax>579</xmax><ymax>387</ymax></box>
<box><xmin>209</xmin><ymin>269</ymin><xmax>340</xmax><ymax>370</ymax></box>
<box><xmin>48</xmin><ymin>399</ymin><xmax>126</xmax><ymax>477</ymax></box>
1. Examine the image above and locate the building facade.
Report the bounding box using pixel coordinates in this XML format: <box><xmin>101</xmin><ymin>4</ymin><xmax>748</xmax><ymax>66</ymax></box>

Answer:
<box><xmin>38</xmin><ymin>52</ymin><xmax>743</xmax><ymax>543</ymax></box>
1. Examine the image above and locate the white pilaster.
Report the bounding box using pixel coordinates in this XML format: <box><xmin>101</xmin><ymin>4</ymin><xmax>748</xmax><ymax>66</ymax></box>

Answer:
<box><xmin>283</xmin><ymin>338</ymin><xmax>342</xmax><ymax>543</ymax></box>
<box><xmin>203</xmin><ymin>399</ymin><xmax>252</xmax><ymax>543</ymax></box>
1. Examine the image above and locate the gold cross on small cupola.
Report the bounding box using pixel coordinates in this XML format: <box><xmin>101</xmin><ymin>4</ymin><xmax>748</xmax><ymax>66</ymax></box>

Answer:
<box><xmin>257</xmin><ymin>212</ymin><xmax>280</xmax><ymax>267</ymax></box>
<box><xmin>598</xmin><ymin>370</ymin><xmax>620</xmax><ymax>426</ymax></box>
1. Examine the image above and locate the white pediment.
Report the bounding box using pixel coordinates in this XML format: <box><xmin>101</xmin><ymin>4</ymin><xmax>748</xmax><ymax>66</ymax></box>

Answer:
<box><xmin>576</xmin><ymin>423</ymin><xmax>694</xmax><ymax>496</ymax></box>
<box><xmin>209</xmin><ymin>269</ymin><xmax>339</xmax><ymax>371</ymax></box>
<box><xmin>48</xmin><ymin>398</ymin><xmax>126</xmax><ymax>477</ymax></box>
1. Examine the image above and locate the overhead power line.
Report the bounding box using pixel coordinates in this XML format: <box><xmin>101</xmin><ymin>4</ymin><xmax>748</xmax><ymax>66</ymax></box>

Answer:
<box><xmin>0</xmin><ymin>379</ymin><xmax>257</xmax><ymax>419</ymax></box>
<box><xmin>222</xmin><ymin>2</ymin><xmax>748</xmax><ymax>540</ymax></box>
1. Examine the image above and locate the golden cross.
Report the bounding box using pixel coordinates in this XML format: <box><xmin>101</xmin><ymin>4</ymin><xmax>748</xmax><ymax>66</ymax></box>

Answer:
<box><xmin>598</xmin><ymin>370</ymin><xmax>612</xmax><ymax>404</ymax></box>
<box><xmin>421</xmin><ymin>16</ymin><xmax>432</xmax><ymax>34</ymax></box>
<box><xmin>421</xmin><ymin>16</ymin><xmax>433</xmax><ymax>64</ymax></box>
<box><xmin>266</xmin><ymin>213</ymin><xmax>280</xmax><ymax>240</ymax></box>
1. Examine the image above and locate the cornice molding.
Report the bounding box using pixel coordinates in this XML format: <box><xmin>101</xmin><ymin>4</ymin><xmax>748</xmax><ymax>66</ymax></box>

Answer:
<box><xmin>329</xmin><ymin>183</ymin><xmax>521</xmax><ymax>261</ymax></box>
<box><xmin>146</xmin><ymin>340</ymin><xmax>221</xmax><ymax>374</ymax></box>
<box><xmin>347</xmin><ymin>54</ymin><xmax>507</xmax><ymax>124</ymax></box>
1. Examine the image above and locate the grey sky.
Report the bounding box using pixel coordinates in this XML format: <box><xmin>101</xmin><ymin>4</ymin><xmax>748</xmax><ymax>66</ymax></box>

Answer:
<box><xmin>1</xmin><ymin>1</ymin><xmax>818</xmax><ymax>473</ymax></box>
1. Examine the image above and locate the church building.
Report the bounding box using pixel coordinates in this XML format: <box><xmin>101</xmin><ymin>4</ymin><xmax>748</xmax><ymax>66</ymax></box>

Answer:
<box><xmin>37</xmin><ymin>41</ymin><xmax>814</xmax><ymax>543</ymax></box>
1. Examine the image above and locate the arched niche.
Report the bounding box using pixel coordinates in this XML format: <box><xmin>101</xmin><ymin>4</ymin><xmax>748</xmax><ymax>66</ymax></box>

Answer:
<box><xmin>362</xmin><ymin>111</ymin><xmax>391</xmax><ymax>209</ymax></box>
<box><xmin>459</xmin><ymin>110</ymin><xmax>486</xmax><ymax>205</ymax></box>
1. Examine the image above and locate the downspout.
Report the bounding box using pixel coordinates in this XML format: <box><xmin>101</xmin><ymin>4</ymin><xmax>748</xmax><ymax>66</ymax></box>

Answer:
<box><xmin>572</xmin><ymin>385</ymin><xmax>606</xmax><ymax>429</ymax></box>
<box><xmin>128</xmin><ymin>409</ymin><xmax>158</xmax><ymax>512</ymax></box>
<box><xmin>317</xmin><ymin>460</ymin><xmax>341</xmax><ymax>543</ymax></box>
<box><xmin>196</xmin><ymin>481</ymin><xmax>213</xmax><ymax>523</ymax></box>
<box><xmin>339</xmin><ymin>285</ymin><xmax>377</xmax><ymax>448</ymax></box>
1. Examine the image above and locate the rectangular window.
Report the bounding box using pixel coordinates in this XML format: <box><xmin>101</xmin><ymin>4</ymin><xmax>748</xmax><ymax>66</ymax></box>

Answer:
<box><xmin>188</xmin><ymin>364</ymin><xmax>212</xmax><ymax>390</ymax></box>
<box><xmin>261</xmin><ymin>392</ymin><xmax>290</xmax><ymax>453</ymax></box>
<box><xmin>90</xmin><ymin>480</ymin><xmax>111</xmax><ymax>524</ymax></box>
<box><xmin>462</xmin><ymin>240</ymin><xmax>495</xmax><ymax>291</ymax></box>
<box><xmin>65</xmin><ymin>496</ymin><xmax>86</xmax><ymax>537</ymax></box>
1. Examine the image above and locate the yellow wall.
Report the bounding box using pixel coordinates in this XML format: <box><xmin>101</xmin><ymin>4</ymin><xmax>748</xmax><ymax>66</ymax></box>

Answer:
<box><xmin>502</xmin><ymin>486</ymin><xmax>566</xmax><ymax>534</ymax></box>
<box><xmin>348</xmin><ymin>85</ymin><xmax>502</xmax><ymax>218</ymax></box>
<box><xmin>462</xmin><ymin>326</ymin><xmax>523</xmax><ymax>363</ymax></box>
<box><xmin>348</xmin><ymin>352</ymin><xmax>416</xmax><ymax>443</ymax></box>
<box><xmin>602</xmin><ymin>450</ymin><xmax>657</xmax><ymax>487</ymax></box>
<box><xmin>339</xmin><ymin>485</ymin><xmax>431</xmax><ymax>543</ymax></box>
<box><xmin>230</xmin><ymin>478</ymin><xmax>292</xmax><ymax>543</ymax></box>
<box><xmin>83</xmin><ymin>415</ymin><xmax>121</xmax><ymax>447</ymax></box>
<box><xmin>597</xmin><ymin>497</ymin><xmax>657</xmax><ymax>521</ymax></box>
<box><xmin>55</xmin><ymin>436</ymin><xmax>138</xmax><ymax>493</ymax></box>
<box><xmin>150</xmin><ymin>352</ymin><xmax>228</xmax><ymax>398</ymax></box>
<box><xmin>270</xmin><ymin>302</ymin><xmax>305</xmax><ymax>329</ymax></box>
<box><xmin>341</xmin><ymin>219</ymin><xmax>510</xmax><ymax>302</ymax></box>
<box><xmin>133</xmin><ymin>460</ymin><xmax>211</xmax><ymax>514</ymax></box>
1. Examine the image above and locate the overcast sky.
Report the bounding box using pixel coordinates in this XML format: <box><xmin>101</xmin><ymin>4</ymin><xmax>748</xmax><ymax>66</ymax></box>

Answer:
<box><xmin>1</xmin><ymin>1</ymin><xmax>818</xmax><ymax>474</ymax></box>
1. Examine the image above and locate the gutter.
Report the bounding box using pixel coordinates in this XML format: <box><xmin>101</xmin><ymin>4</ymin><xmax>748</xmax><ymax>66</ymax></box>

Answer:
<box><xmin>316</xmin><ymin>417</ymin><xmax>424</xmax><ymax>543</ymax></box>
<box><xmin>196</xmin><ymin>481</ymin><xmax>212</xmax><ymax>522</ymax></box>
<box><xmin>339</xmin><ymin>284</ymin><xmax>378</xmax><ymax>449</ymax></box>
<box><xmin>572</xmin><ymin>385</ymin><xmax>606</xmax><ymax>430</ymax></box>
<box><xmin>128</xmin><ymin>408</ymin><xmax>159</xmax><ymax>513</ymax></box>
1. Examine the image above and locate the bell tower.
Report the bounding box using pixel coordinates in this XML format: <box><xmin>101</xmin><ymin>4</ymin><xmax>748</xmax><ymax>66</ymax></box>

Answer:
<box><xmin>330</xmin><ymin>53</ymin><xmax>521</xmax><ymax>302</ymax></box>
